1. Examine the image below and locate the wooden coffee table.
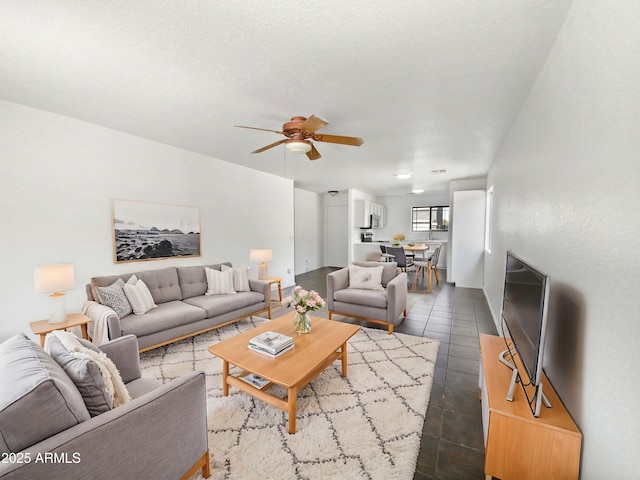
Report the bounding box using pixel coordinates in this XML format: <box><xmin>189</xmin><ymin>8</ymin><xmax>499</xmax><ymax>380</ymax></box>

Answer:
<box><xmin>207</xmin><ymin>311</ymin><xmax>360</xmax><ymax>434</ymax></box>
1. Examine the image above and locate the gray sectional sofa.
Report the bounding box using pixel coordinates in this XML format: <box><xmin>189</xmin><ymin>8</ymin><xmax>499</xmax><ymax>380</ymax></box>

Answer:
<box><xmin>85</xmin><ymin>263</ymin><xmax>270</xmax><ymax>351</ymax></box>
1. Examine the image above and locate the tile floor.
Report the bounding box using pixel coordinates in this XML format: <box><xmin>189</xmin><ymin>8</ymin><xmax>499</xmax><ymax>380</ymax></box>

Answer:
<box><xmin>289</xmin><ymin>266</ymin><xmax>498</xmax><ymax>480</ymax></box>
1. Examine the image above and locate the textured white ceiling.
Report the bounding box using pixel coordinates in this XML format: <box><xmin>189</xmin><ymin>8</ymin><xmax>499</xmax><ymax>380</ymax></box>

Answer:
<box><xmin>0</xmin><ymin>1</ymin><xmax>573</xmax><ymax>196</ymax></box>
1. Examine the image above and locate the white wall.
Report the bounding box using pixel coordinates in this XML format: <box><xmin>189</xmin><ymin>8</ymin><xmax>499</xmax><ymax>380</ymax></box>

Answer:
<box><xmin>484</xmin><ymin>2</ymin><xmax>640</xmax><ymax>477</ymax></box>
<box><xmin>293</xmin><ymin>188</ymin><xmax>323</xmax><ymax>275</ymax></box>
<box><xmin>0</xmin><ymin>100</ymin><xmax>295</xmax><ymax>342</ymax></box>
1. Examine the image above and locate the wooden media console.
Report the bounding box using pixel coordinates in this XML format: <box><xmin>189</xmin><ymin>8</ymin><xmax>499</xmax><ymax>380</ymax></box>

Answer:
<box><xmin>479</xmin><ymin>334</ymin><xmax>582</xmax><ymax>480</ymax></box>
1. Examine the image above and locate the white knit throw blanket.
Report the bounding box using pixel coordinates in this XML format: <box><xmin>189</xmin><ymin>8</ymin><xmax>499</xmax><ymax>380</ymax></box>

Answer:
<box><xmin>50</xmin><ymin>330</ymin><xmax>132</xmax><ymax>407</ymax></box>
<box><xmin>82</xmin><ymin>300</ymin><xmax>111</xmax><ymax>346</ymax></box>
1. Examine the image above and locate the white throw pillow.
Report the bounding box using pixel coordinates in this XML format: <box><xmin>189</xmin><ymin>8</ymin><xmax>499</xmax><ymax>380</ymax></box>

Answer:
<box><xmin>205</xmin><ymin>267</ymin><xmax>236</xmax><ymax>295</ymax></box>
<box><xmin>123</xmin><ymin>275</ymin><xmax>158</xmax><ymax>315</ymax></box>
<box><xmin>348</xmin><ymin>265</ymin><xmax>385</xmax><ymax>291</ymax></box>
<box><xmin>222</xmin><ymin>265</ymin><xmax>250</xmax><ymax>292</ymax></box>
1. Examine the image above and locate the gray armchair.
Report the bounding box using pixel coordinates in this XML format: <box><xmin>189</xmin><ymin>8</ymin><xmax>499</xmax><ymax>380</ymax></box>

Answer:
<box><xmin>327</xmin><ymin>261</ymin><xmax>408</xmax><ymax>334</ymax></box>
<box><xmin>0</xmin><ymin>334</ymin><xmax>210</xmax><ymax>480</ymax></box>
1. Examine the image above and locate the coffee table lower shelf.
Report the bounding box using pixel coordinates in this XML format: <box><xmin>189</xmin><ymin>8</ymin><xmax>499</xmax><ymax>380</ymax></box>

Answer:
<box><xmin>223</xmin><ymin>348</ymin><xmax>345</xmax><ymax>434</ymax></box>
<box><xmin>208</xmin><ymin>313</ymin><xmax>360</xmax><ymax>434</ymax></box>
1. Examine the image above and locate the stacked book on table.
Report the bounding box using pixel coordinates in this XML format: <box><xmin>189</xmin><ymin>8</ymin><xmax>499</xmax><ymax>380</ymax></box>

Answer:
<box><xmin>249</xmin><ymin>331</ymin><xmax>294</xmax><ymax>358</ymax></box>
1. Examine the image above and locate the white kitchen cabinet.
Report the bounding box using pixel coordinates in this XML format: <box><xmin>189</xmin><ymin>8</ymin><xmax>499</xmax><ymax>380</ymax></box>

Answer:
<box><xmin>354</xmin><ymin>200</ymin><xmax>386</xmax><ymax>228</ymax></box>
<box><xmin>354</xmin><ymin>200</ymin><xmax>370</xmax><ymax>227</ymax></box>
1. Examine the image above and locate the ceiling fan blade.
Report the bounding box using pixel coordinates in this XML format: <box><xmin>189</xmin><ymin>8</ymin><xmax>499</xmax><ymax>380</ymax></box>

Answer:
<box><xmin>251</xmin><ymin>139</ymin><xmax>287</xmax><ymax>154</ymax></box>
<box><xmin>235</xmin><ymin>125</ymin><xmax>286</xmax><ymax>135</ymax></box>
<box><xmin>306</xmin><ymin>143</ymin><xmax>322</xmax><ymax>160</ymax></box>
<box><xmin>298</xmin><ymin>115</ymin><xmax>329</xmax><ymax>133</ymax></box>
<box><xmin>312</xmin><ymin>133</ymin><xmax>364</xmax><ymax>146</ymax></box>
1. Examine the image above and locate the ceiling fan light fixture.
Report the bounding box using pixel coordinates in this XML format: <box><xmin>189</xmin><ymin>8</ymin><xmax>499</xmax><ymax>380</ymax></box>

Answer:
<box><xmin>285</xmin><ymin>140</ymin><xmax>312</xmax><ymax>154</ymax></box>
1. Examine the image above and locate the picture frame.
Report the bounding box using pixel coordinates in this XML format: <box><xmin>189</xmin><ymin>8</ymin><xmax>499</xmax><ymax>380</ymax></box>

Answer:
<box><xmin>112</xmin><ymin>199</ymin><xmax>201</xmax><ymax>263</ymax></box>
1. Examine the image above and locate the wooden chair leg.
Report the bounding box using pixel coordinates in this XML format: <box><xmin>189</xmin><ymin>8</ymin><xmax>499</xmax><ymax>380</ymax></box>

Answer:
<box><xmin>434</xmin><ymin>267</ymin><xmax>440</xmax><ymax>285</ymax></box>
<box><xmin>180</xmin><ymin>450</ymin><xmax>211</xmax><ymax>480</ymax></box>
<box><xmin>202</xmin><ymin>450</ymin><xmax>211</xmax><ymax>478</ymax></box>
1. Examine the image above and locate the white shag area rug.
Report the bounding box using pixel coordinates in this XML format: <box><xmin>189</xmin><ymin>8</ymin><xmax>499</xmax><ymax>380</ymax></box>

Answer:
<box><xmin>139</xmin><ymin>317</ymin><xmax>439</xmax><ymax>480</ymax></box>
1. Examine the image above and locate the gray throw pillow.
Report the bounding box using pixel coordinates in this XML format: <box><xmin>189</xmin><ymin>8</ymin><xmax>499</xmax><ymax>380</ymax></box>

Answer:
<box><xmin>96</xmin><ymin>278</ymin><xmax>133</xmax><ymax>318</ymax></box>
<box><xmin>45</xmin><ymin>334</ymin><xmax>113</xmax><ymax>417</ymax></box>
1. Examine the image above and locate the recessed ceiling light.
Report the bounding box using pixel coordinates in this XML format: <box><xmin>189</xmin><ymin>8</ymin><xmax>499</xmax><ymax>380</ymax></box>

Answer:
<box><xmin>394</xmin><ymin>172</ymin><xmax>412</xmax><ymax>180</ymax></box>
<box><xmin>412</xmin><ymin>188</ymin><xmax>424</xmax><ymax>194</ymax></box>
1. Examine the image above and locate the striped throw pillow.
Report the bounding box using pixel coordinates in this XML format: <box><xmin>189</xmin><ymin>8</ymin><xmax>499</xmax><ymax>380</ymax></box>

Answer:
<box><xmin>222</xmin><ymin>265</ymin><xmax>250</xmax><ymax>292</ymax></box>
<box><xmin>123</xmin><ymin>275</ymin><xmax>158</xmax><ymax>315</ymax></box>
<box><xmin>205</xmin><ymin>267</ymin><xmax>236</xmax><ymax>295</ymax></box>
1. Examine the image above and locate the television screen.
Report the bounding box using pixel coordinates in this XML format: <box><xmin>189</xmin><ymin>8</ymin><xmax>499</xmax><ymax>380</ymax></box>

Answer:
<box><xmin>501</xmin><ymin>252</ymin><xmax>550</xmax><ymax>387</ymax></box>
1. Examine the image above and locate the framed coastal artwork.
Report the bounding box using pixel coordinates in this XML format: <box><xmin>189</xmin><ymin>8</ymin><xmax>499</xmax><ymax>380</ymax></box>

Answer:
<box><xmin>112</xmin><ymin>199</ymin><xmax>201</xmax><ymax>263</ymax></box>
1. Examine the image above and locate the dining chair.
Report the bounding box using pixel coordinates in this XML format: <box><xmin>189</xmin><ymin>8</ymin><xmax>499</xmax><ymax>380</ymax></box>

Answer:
<box><xmin>384</xmin><ymin>246</ymin><xmax>414</xmax><ymax>272</ymax></box>
<box><xmin>379</xmin><ymin>244</ymin><xmax>395</xmax><ymax>262</ymax></box>
<box><xmin>430</xmin><ymin>245</ymin><xmax>441</xmax><ymax>285</ymax></box>
<box><xmin>412</xmin><ymin>245</ymin><xmax>441</xmax><ymax>292</ymax></box>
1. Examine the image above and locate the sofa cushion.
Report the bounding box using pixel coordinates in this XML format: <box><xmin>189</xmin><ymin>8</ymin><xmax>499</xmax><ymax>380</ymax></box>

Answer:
<box><xmin>184</xmin><ymin>292</ymin><xmax>264</xmax><ymax>318</ymax></box>
<box><xmin>348</xmin><ymin>264</ymin><xmax>385</xmax><ymax>291</ymax></box>
<box><xmin>124</xmin><ymin>275</ymin><xmax>158</xmax><ymax>315</ymax></box>
<box><xmin>176</xmin><ymin>263</ymin><xmax>233</xmax><ymax>299</ymax></box>
<box><xmin>352</xmin><ymin>261</ymin><xmax>399</xmax><ymax>287</ymax></box>
<box><xmin>0</xmin><ymin>334</ymin><xmax>90</xmax><ymax>454</ymax></box>
<box><xmin>334</xmin><ymin>288</ymin><xmax>388</xmax><ymax>309</ymax></box>
<box><xmin>176</xmin><ymin>265</ymin><xmax>209</xmax><ymax>298</ymax></box>
<box><xmin>134</xmin><ymin>268</ymin><xmax>182</xmax><ymax>304</ymax></box>
<box><xmin>95</xmin><ymin>278</ymin><xmax>133</xmax><ymax>318</ymax></box>
<box><xmin>205</xmin><ymin>267</ymin><xmax>236</xmax><ymax>295</ymax></box>
<box><xmin>125</xmin><ymin>377</ymin><xmax>163</xmax><ymax>400</ymax></box>
<box><xmin>90</xmin><ymin>267</ymin><xmax>182</xmax><ymax>306</ymax></box>
<box><xmin>119</xmin><ymin>300</ymin><xmax>207</xmax><ymax>338</ymax></box>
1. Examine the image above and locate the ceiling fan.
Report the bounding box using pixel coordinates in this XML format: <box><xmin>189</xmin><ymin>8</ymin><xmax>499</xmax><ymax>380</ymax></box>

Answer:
<box><xmin>234</xmin><ymin>115</ymin><xmax>363</xmax><ymax>160</ymax></box>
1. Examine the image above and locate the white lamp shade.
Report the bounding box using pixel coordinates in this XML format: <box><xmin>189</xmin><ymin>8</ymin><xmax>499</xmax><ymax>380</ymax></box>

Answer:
<box><xmin>34</xmin><ymin>264</ymin><xmax>75</xmax><ymax>294</ymax></box>
<box><xmin>250</xmin><ymin>249</ymin><xmax>273</xmax><ymax>263</ymax></box>
<box><xmin>285</xmin><ymin>140</ymin><xmax>312</xmax><ymax>154</ymax></box>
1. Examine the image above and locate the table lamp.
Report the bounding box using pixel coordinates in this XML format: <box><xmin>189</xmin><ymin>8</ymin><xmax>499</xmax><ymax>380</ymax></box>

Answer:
<box><xmin>34</xmin><ymin>263</ymin><xmax>75</xmax><ymax>324</ymax></box>
<box><xmin>250</xmin><ymin>249</ymin><xmax>272</xmax><ymax>280</ymax></box>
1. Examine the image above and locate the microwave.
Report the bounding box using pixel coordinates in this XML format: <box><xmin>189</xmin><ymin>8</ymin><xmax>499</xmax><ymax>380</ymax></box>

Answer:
<box><xmin>360</xmin><ymin>214</ymin><xmax>381</xmax><ymax>229</ymax></box>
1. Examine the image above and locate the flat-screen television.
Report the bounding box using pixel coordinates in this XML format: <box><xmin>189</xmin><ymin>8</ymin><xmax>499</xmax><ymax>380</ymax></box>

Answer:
<box><xmin>501</xmin><ymin>252</ymin><xmax>551</xmax><ymax>389</ymax></box>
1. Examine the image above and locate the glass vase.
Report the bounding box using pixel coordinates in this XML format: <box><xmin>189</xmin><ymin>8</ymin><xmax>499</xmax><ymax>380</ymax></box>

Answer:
<box><xmin>294</xmin><ymin>311</ymin><xmax>311</xmax><ymax>334</ymax></box>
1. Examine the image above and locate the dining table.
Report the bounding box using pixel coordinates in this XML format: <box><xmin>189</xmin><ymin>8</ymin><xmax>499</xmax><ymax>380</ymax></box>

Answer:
<box><xmin>403</xmin><ymin>244</ymin><xmax>430</xmax><ymax>258</ymax></box>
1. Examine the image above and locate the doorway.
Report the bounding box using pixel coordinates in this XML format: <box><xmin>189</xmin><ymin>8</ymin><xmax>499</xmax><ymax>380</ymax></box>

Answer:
<box><xmin>326</xmin><ymin>205</ymin><xmax>348</xmax><ymax>267</ymax></box>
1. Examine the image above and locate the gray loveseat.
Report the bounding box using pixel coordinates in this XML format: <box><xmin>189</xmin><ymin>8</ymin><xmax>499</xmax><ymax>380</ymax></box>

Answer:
<box><xmin>0</xmin><ymin>333</ymin><xmax>209</xmax><ymax>479</ymax></box>
<box><xmin>85</xmin><ymin>263</ymin><xmax>270</xmax><ymax>351</ymax></box>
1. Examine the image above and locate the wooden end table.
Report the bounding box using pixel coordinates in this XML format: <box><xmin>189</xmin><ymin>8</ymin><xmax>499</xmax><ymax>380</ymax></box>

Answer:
<box><xmin>30</xmin><ymin>313</ymin><xmax>91</xmax><ymax>347</ymax></box>
<box><xmin>264</xmin><ymin>276</ymin><xmax>283</xmax><ymax>305</ymax></box>
<box><xmin>208</xmin><ymin>312</ymin><xmax>360</xmax><ymax>434</ymax></box>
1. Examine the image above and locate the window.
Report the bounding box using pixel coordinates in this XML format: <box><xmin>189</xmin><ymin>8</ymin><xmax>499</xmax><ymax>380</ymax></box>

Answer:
<box><xmin>485</xmin><ymin>186</ymin><xmax>493</xmax><ymax>253</ymax></box>
<box><xmin>411</xmin><ymin>206</ymin><xmax>449</xmax><ymax>232</ymax></box>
